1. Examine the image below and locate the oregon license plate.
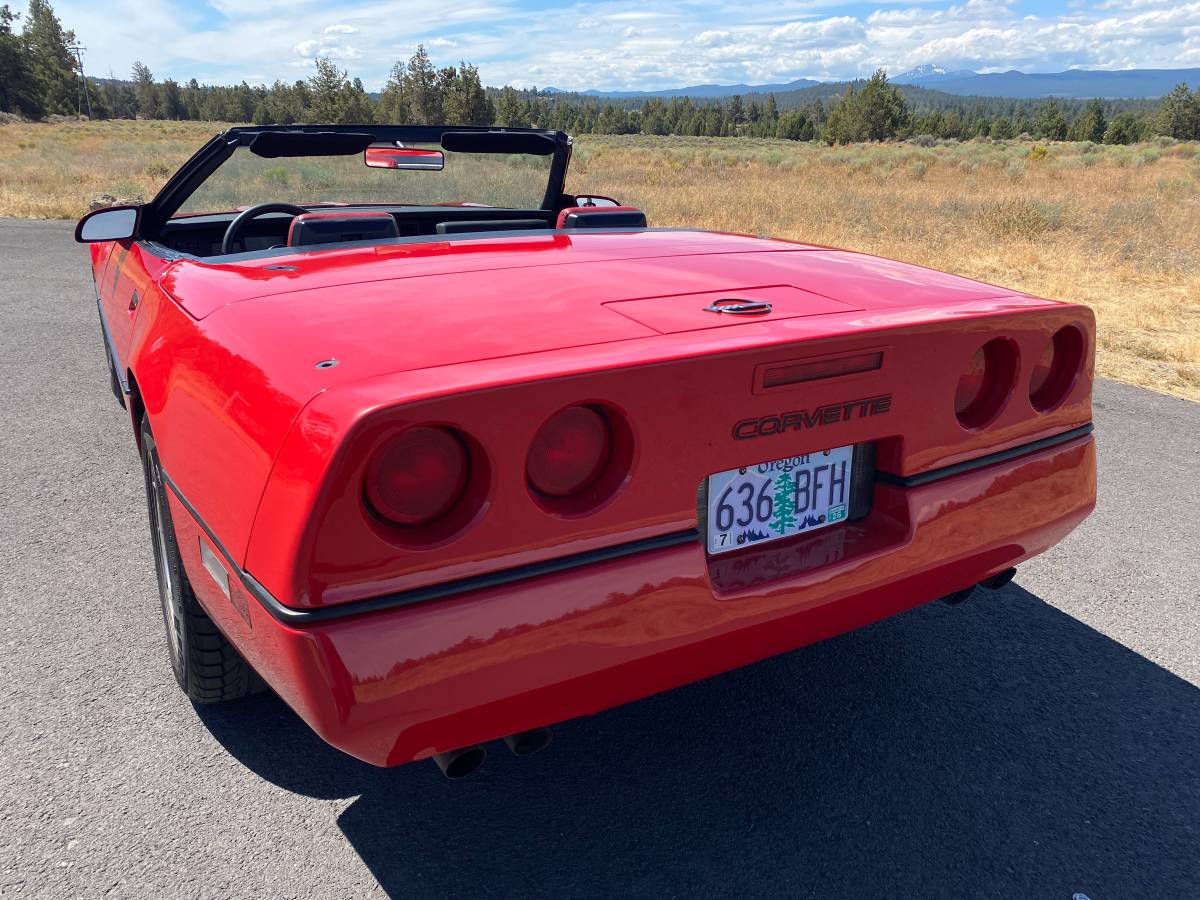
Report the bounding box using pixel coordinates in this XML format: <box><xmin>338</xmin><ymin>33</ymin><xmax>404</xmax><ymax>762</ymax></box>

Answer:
<box><xmin>705</xmin><ymin>445</ymin><xmax>855</xmax><ymax>555</ymax></box>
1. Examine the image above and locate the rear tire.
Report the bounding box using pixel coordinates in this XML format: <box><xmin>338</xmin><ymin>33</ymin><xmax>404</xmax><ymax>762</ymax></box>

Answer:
<box><xmin>139</xmin><ymin>419</ymin><xmax>260</xmax><ymax>703</ymax></box>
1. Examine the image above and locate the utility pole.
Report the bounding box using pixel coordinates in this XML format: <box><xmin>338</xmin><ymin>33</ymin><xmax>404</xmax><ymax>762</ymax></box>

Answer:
<box><xmin>67</xmin><ymin>43</ymin><xmax>93</xmax><ymax>119</ymax></box>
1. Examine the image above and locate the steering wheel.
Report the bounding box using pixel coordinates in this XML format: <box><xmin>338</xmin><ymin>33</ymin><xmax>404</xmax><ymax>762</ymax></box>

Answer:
<box><xmin>221</xmin><ymin>203</ymin><xmax>309</xmax><ymax>255</ymax></box>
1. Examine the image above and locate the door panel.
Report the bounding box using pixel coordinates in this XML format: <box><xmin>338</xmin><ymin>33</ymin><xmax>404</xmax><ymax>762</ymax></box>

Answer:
<box><xmin>98</xmin><ymin>242</ymin><xmax>174</xmax><ymax>372</ymax></box>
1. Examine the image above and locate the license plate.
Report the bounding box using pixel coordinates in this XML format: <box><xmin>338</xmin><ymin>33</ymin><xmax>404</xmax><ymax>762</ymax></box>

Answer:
<box><xmin>705</xmin><ymin>445</ymin><xmax>855</xmax><ymax>555</ymax></box>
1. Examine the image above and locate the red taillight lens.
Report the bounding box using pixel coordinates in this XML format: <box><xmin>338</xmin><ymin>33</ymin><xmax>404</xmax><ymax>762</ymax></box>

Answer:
<box><xmin>365</xmin><ymin>426</ymin><xmax>468</xmax><ymax>526</ymax></box>
<box><xmin>955</xmin><ymin>338</ymin><xmax>1018</xmax><ymax>429</ymax></box>
<box><xmin>1030</xmin><ymin>325</ymin><xmax>1084</xmax><ymax>412</ymax></box>
<box><xmin>527</xmin><ymin>406</ymin><xmax>612</xmax><ymax>498</ymax></box>
<box><xmin>955</xmin><ymin>347</ymin><xmax>989</xmax><ymax>417</ymax></box>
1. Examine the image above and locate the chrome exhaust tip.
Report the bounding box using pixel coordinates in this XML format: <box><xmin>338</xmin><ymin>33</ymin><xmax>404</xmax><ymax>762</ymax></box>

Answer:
<box><xmin>941</xmin><ymin>586</ymin><xmax>975</xmax><ymax>606</ymax></box>
<box><xmin>431</xmin><ymin>745</ymin><xmax>487</xmax><ymax>779</ymax></box>
<box><xmin>981</xmin><ymin>567</ymin><xmax>1017</xmax><ymax>590</ymax></box>
<box><xmin>502</xmin><ymin>727</ymin><xmax>553</xmax><ymax>757</ymax></box>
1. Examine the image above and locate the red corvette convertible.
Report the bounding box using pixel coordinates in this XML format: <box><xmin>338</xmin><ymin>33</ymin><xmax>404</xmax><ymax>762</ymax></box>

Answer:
<box><xmin>78</xmin><ymin>125</ymin><xmax>1096</xmax><ymax>777</ymax></box>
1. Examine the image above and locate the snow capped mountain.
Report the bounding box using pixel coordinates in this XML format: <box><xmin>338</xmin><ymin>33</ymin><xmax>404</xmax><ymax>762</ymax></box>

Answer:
<box><xmin>892</xmin><ymin>64</ymin><xmax>978</xmax><ymax>84</ymax></box>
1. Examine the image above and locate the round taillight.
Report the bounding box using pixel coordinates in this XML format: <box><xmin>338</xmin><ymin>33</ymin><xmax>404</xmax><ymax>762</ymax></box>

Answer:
<box><xmin>527</xmin><ymin>406</ymin><xmax>612</xmax><ymax>498</ymax></box>
<box><xmin>365</xmin><ymin>426</ymin><xmax>468</xmax><ymax>526</ymax></box>
<box><xmin>1030</xmin><ymin>325</ymin><xmax>1084</xmax><ymax>412</ymax></box>
<box><xmin>955</xmin><ymin>338</ymin><xmax>1019</xmax><ymax>429</ymax></box>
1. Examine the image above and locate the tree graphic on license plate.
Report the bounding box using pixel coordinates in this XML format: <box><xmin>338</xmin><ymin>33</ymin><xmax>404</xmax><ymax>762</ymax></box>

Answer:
<box><xmin>769</xmin><ymin>472</ymin><xmax>797</xmax><ymax>534</ymax></box>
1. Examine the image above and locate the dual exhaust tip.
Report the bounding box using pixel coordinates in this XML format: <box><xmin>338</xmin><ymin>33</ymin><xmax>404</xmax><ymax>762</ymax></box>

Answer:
<box><xmin>942</xmin><ymin>566</ymin><xmax>1018</xmax><ymax>606</ymax></box>
<box><xmin>431</xmin><ymin>726</ymin><xmax>553</xmax><ymax>779</ymax></box>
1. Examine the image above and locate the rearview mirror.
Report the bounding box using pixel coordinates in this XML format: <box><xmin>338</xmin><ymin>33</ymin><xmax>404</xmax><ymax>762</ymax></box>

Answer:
<box><xmin>75</xmin><ymin>205</ymin><xmax>140</xmax><ymax>243</ymax></box>
<box><xmin>364</xmin><ymin>146</ymin><xmax>445</xmax><ymax>170</ymax></box>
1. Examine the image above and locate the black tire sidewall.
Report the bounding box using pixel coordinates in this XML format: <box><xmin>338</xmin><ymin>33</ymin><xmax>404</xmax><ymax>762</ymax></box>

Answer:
<box><xmin>139</xmin><ymin>423</ymin><xmax>191</xmax><ymax>693</ymax></box>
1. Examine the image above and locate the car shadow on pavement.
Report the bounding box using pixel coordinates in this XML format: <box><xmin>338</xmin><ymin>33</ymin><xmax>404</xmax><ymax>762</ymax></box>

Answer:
<box><xmin>196</xmin><ymin>582</ymin><xmax>1200</xmax><ymax>898</ymax></box>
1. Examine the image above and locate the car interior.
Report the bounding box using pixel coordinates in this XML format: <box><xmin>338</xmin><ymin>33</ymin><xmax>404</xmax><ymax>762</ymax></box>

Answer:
<box><xmin>158</xmin><ymin>204</ymin><xmax>649</xmax><ymax>259</ymax></box>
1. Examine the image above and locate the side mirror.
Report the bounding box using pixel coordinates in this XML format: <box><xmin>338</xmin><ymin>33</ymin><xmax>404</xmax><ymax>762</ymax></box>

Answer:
<box><xmin>573</xmin><ymin>195</ymin><xmax>621</xmax><ymax>208</ymax></box>
<box><xmin>364</xmin><ymin>146</ymin><xmax>445</xmax><ymax>170</ymax></box>
<box><xmin>76</xmin><ymin>205</ymin><xmax>140</xmax><ymax>243</ymax></box>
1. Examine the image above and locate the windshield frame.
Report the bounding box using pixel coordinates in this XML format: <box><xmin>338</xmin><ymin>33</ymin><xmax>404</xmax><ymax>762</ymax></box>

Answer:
<box><xmin>140</xmin><ymin>125</ymin><xmax>573</xmax><ymax>239</ymax></box>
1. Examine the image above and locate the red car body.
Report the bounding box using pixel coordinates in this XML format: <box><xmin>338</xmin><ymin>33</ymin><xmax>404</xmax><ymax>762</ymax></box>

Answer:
<box><xmin>82</xmin><ymin>127</ymin><xmax>1095</xmax><ymax>769</ymax></box>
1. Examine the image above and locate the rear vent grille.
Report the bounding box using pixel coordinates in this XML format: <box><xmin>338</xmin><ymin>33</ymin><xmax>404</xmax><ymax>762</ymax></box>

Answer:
<box><xmin>759</xmin><ymin>351</ymin><xmax>883</xmax><ymax>391</ymax></box>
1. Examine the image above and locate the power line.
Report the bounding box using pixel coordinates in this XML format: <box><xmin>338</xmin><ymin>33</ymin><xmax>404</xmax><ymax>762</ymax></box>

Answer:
<box><xmin>67</xmin><ymin>43</ymin><xmax>93</xmax><ymax>119</ymax></box>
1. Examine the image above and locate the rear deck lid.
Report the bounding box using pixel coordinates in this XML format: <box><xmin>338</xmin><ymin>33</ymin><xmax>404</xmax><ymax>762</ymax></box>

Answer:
<box><xmin>605</xmin><ymin>285</ymin><xmax>859</xmax><ymax>334</ymax></box>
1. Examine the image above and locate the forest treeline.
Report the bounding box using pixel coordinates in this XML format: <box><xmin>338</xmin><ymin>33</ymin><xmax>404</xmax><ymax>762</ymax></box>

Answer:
<box><xmin>3</xmin><ymin>0</ymin><xmax>1200</xmax><ymax>143</ymax></box>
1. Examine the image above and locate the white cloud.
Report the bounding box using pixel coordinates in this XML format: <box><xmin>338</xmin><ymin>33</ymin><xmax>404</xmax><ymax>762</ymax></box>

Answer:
<box><xmin>770</xmin><ymin>16</ymin><xmax>867</xmax><ymax>46</ymax></box>
<box><xmin>47</xmin><ymin>0</ymin><xmax>1200</xmax><ymax>93</ymax></box>
<box><xmin>692</xmin><ymin>30</ymin><xmax>733</xmax><ymax>46</ymax></box>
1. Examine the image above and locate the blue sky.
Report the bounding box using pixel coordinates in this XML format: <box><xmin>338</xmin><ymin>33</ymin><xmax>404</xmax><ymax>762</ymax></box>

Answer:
<box><xmin>50</xmin><ymin>0</ymin><xmax>1200</xmax><ymax>91</ymax></box>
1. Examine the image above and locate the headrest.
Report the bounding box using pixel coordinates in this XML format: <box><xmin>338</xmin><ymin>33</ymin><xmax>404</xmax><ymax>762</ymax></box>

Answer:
<box><xmin>556</xmin><ymin>206</ymin><xmax>647</xmax><ymax>229</ymax></box>
<box><xmin>435</xmin><ymin>219</ymin><xmax>549</xmax><ymax>235</ymax></box>
<box><xmin>287</xmin><ymin>211</ymin><xmax>400</xmax><ymax>247</ymax></box>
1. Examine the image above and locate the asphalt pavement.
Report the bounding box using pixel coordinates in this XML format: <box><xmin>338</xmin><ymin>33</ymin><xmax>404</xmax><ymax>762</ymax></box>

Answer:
<box><xmin>1</xmin><ymin>217</ymin><xmax>1198</xmax><ymax>899</ymax></box>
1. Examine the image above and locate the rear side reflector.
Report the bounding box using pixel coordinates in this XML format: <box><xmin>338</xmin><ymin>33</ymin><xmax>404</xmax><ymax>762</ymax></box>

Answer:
<box><xmin>759</xmin><ymin>351</ymin><xmax>883</xmax><ymax>390</ymax></box>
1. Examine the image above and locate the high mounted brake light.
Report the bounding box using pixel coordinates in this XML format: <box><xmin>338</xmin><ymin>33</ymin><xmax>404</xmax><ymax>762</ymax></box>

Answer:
<box><xmin>759</xmin><ymin>351</ymin><xmax>884</xmax><ymax>389</ymax></box>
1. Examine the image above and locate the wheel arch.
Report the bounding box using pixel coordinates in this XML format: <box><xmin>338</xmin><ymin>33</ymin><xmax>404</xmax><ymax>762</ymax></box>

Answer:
<box><xmin>126</xmin><ymin>369</ymin><xmax>146</xmax><ymax>447</ymax></box>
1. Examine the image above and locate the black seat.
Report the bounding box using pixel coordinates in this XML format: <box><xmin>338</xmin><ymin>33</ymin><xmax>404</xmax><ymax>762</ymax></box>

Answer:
<box><xmin>435</xmin><ymin>219</ymin><xmax>549</xmax><ymax>235</ymax></box>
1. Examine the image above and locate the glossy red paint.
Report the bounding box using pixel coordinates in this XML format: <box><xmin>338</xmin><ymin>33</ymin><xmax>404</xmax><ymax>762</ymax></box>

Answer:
<box><xmin>89</xmin><ymin>221</ymin><xmax>1096</xmax><ymax>767</ymax></box>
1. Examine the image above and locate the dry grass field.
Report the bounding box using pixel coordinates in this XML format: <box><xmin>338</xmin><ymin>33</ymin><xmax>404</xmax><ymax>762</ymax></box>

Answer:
<box><xmin>2</xmin><ymin>119</ymin><xmax>1198</xmax><ymax>399</ymax></box>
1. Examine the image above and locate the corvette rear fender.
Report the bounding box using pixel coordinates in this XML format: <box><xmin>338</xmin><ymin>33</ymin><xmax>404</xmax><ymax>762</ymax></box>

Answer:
<box><xmin>119</xmin><ymin>273</ymin><xmax>324</xmax><ymax>566</ymax></box>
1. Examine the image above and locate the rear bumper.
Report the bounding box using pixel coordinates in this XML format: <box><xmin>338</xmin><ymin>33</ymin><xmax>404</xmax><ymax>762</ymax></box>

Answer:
<box><xmin>173</xmin><ymin>433</ymin><xmax>1095</xmax><ymax>767</ymax></box>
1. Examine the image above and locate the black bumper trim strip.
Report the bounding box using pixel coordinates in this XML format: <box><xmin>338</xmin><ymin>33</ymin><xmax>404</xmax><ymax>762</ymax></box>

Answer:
<box><xmin>874</xmin><ymin>422</ymin><xmax>1094</xmax><ymax>488</ymax></box>
<box><xmin>160</xmin><ymin>468</ymin><xmax>698</xmax><ymax>625</ymax></box>
<box><xmin>163</xmin><ymin>423</ymin><xmax>1091</xmax><ymax>625</ymax></box>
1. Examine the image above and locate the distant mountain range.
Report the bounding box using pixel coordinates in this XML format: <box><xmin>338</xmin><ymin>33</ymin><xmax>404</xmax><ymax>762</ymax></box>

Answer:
<box><xmin>541</xmin><ymin>78</ymin><xmax>821</xmax><ymax>99</ymax></box>
<box><xmin>894</xmin><ymin>67</ymin><xmax>1200</xmax><ymax>98</ymax></box>
<box><xmin>543</xmin><ymin>66</ymin><xmax>1200</xmax><ymax>101</ymax></box>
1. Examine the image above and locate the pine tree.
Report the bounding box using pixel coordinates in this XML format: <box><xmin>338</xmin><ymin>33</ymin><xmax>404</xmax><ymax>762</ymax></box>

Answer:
<box><xmin>989</xmin><ymin>117</ymin><xmax>1014</xmax><ymax>139</ymax></box>
<box><xmin>1103</xmin><ymin>111</ymin><xmax>1144</xmax><ymax>144</ymax></box>
<box><xmin>339</xmin><ymin>77</ymin><xmax>375</xmax><ymax>124</ymax></box>
<box><xmin>23</xmin><ymin>0</ymin><xmax>77</xmax><ymax>115</ymax></box>
<box><xmin>378</xmin><ymin>60</ymin><xmax>411</xmax><ymax>123</ymax></box>
<box><xmin>1071</xmin><ymin>98</ymin><xmax>1106</xmax><ymax>142</ymax></box>
<box><xmin>824</xmin><ymin>70</ymin><xmax>908</xmax><ymax>143</ymax></box>
<box><xmin>1032</xmin><ymin>100</ymin><xmax>1068</xmax><ymax>140</ymax></box>
<box><xmin>1155</xmin><ymin>84</ymin><xmax>1199</xmax><ymax>140</ymax></box>
<box><xmin>443</xmin><ymin>62</ymin><xmax>492</xmax><ymax>125</ymax></box>
<box><xmin>159</xmin><ymin>78</ymin><xmax>184</xmax><ymax>120</ymax></box>
<box><xmin>0</xmin><ymin>4</ymin><xmax>43</xmax><ymax>117</ymax></box>
<box><xmin>495</xmin><ymin>86</ymin><xmax>528</xmax><ymax>126</ymax></box>
<box><xmin>306</xmin><ymin>57</ymin><xmax>346</xmax><ymax>122</ymax></box>
<box><xmin>405</xmin><ymin>45</ymin><xmax>442</xmax><ymax>124</ymax></box>
<box><xmin>131</xmin><ymin>61</ymin><xmax>160</xmax><ymax>118</ymax></box>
